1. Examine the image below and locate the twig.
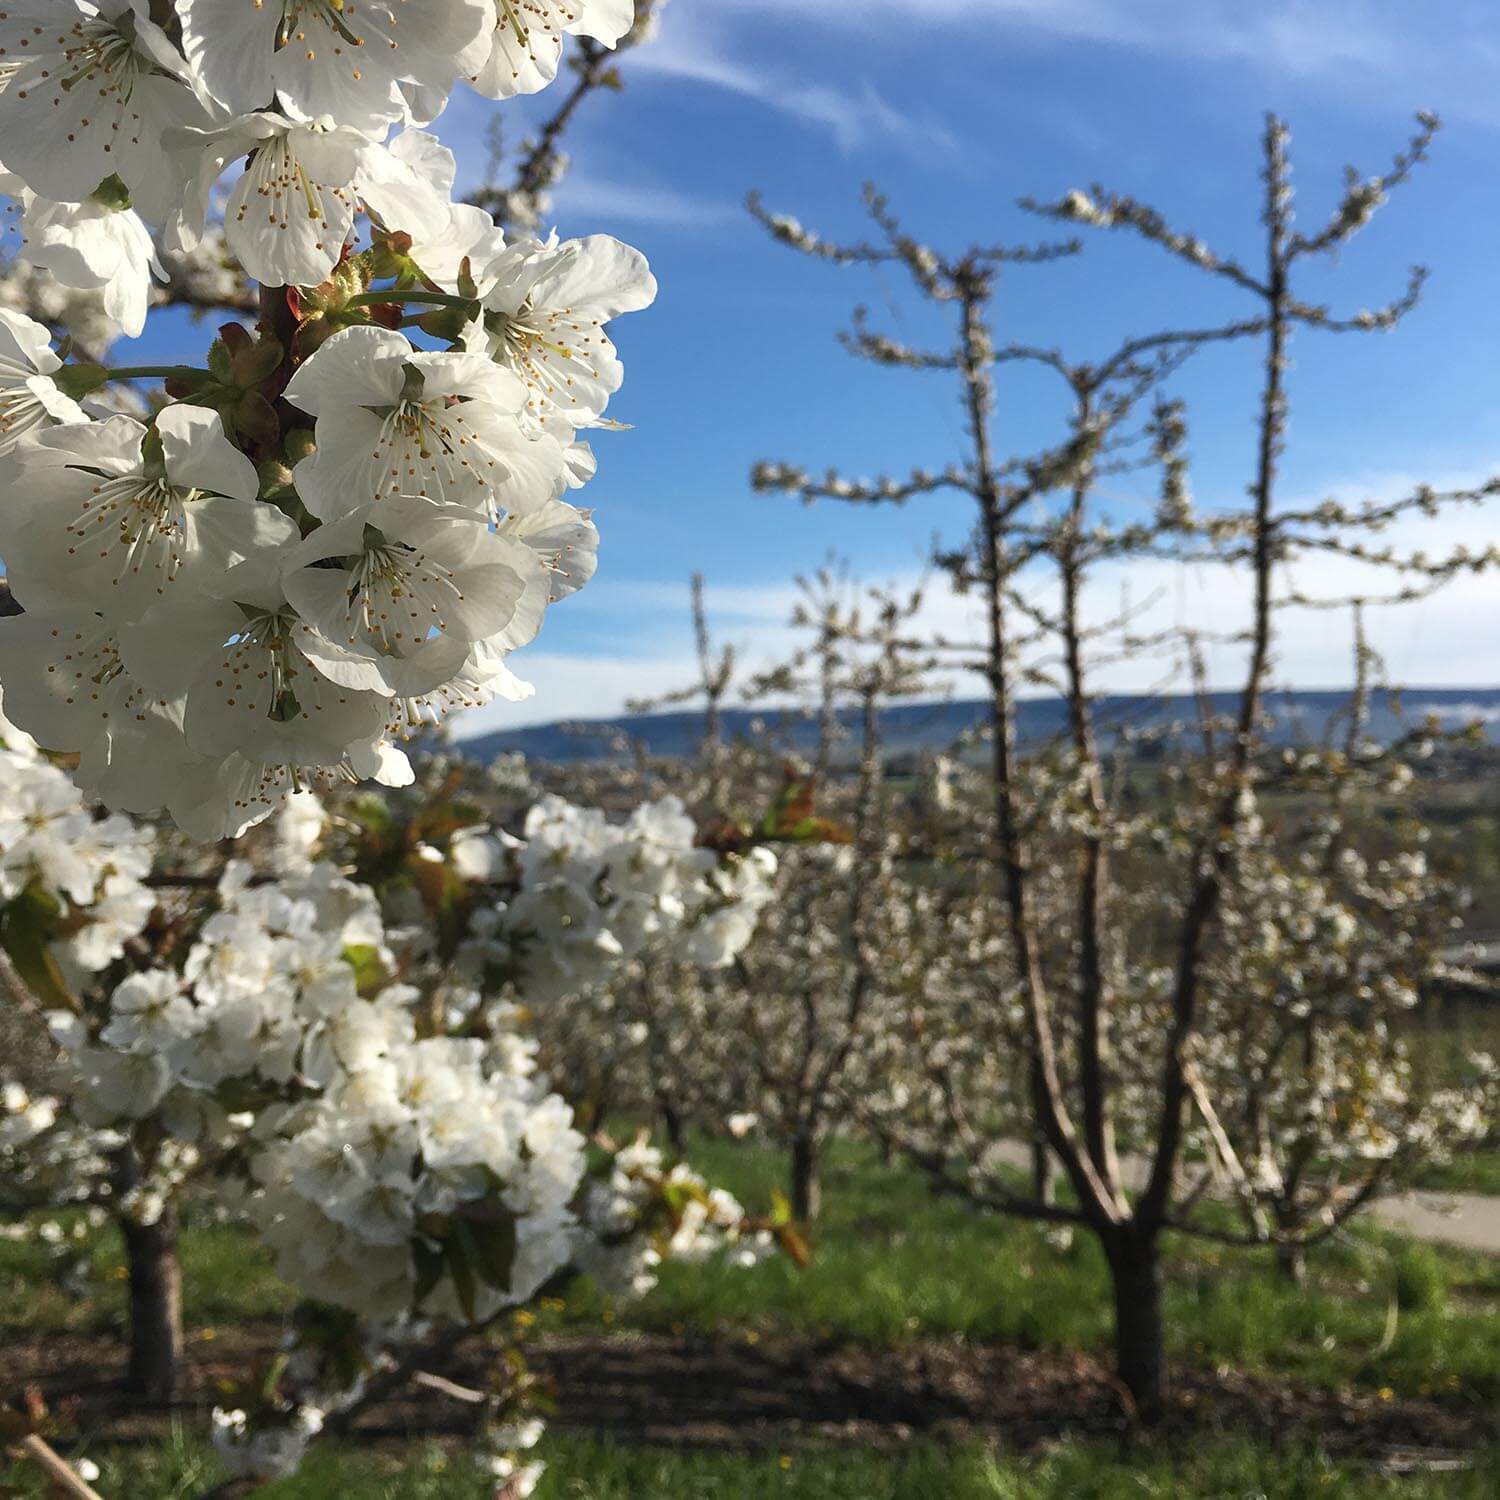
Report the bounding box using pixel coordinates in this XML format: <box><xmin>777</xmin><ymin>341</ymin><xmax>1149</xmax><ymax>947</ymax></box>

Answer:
<box><xmin>16</xmin><ymin>1435</ymin><xmax>106</xmax><ymax>1500</ymax></box>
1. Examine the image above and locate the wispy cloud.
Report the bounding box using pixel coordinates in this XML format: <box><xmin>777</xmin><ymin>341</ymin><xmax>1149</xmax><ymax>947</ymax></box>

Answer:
<box><xmin>710</xmin><ymin>0</ymin><xmax>1500</xmax><ymax>126</ymax></box>
<box><xmin>458</xmin><ymin>465</ymin><xmax>1500</xmax><ymax>738</ymax></box>
<box><xmin>628</xmin><ymin>16</ymin><xmax>960</xmax><ymax>157</ymax></box>
<box><xmin>550</xmin><ymin>171</ymin><xmax>736</xmax><ymax>230</ymax></box>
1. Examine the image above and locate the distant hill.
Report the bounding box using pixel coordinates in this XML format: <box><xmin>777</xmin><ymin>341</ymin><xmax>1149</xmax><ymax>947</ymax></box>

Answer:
<box><xmin>458</xmin><ymin>687</ymin><xmax>1500</xmax><ymax>766</ymax></box>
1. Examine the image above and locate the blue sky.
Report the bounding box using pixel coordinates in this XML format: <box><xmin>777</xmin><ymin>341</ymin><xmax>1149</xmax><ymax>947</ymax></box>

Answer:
<box><xmin>149</xmin><ymin>2</ymin><xmax>1500</xmax><ymax>731</ymax></box>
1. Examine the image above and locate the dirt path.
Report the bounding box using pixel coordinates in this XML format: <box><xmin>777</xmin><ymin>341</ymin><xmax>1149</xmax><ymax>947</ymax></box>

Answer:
<box><xmin>1366</xmin><ymin>1190</ymin><xmax>1500</xmax><ymax>1253</ymax></box>
<box><xmin>988</xmin><ymin>1142</ymin><xmax>1500</xmax><ymax>1253</ymax></box>
<box><xmin>5</xmin><ymin>1324</ymin><xmax>1494</xmax><ymax>1464</ymax></box>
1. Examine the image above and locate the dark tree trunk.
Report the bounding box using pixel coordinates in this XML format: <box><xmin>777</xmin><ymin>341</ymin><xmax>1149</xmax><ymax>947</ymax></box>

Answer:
<box><xmin>1031</xmin><ymin>1139</ymin><xmax>1055</xmax><ymax>1204</ymax></box>
<box><xmin>1275</xmin><ymin>1241</ymin><xmax>1306</xmax><ymax>1286</ymax></box>
<box><xmin>658</xmin><ymin>1097</ymin><xmax>686</xmax><ymax>1153</ymax></box>
<box><xmin>121</xmin><ymin>1205</ymin><xmax>183</xmax><ymax>1401</ymax></box>
<box><xmin>790</xmin><ymin>1132</ymin><xmax>822</xmax><ymax>1221</ymax></box>
<box><xmin>1106</xmin><ymin>1231</ymin><xmax>1165</xmax><ymax>1415</ymax></box>
<box><xmin>1029</xmin><ymin>1064</ymin><xmax>1055</xmax><ymax>1204</ymax></box>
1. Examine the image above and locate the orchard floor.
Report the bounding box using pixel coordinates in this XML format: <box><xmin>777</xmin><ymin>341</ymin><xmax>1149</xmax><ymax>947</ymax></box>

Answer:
<box><xmin>7</xmin><ymin>1139</ymin><xmax>1500</xmax><ymax>1496</ymax></box>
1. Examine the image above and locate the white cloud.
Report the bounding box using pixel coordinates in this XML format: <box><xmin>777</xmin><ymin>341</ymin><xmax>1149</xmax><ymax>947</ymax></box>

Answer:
<box><xmin>551</xmin><ymin>171</ymin><xmax>736</xmax><ymax>229</ymax></box>
<box><xmin>456</xmin><ymin>467</ymin><xmax>1500</xmax><ymax>741</ymax></box>
<box><xmin>707</xmin><ymin>0</ymin><xmax>1500</xmax><ymax>127</ymax></box>
<box><xmin>628</xmin><ymin>16</ymin><xmax>959</xmax><ymax>156</ymax></box>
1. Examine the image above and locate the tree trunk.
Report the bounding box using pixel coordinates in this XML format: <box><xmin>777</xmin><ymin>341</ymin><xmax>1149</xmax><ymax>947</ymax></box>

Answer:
<box><xmin>790</xmin><ymin>1132</ymin><xmax>821</xmax><ymax>1221</ymax></box>
<box><xmin>1275</xmin><ymin>1241</ymin><xmax>1306</xmax><ymax>1286</ymax></box>
<box><xmin>658</xmin><ymin>1097</ymin><xmax>686</xmax><ymax>1152</ymax></box>
<box><xmin>1031</xmin><ymin>1139</ymin><xmax>1055</xmax><ymax>1204</ymax></box>
<box><xmin>1106</xmin><ymin>1232</ymin><xmax>1165</xmax><ymax>1415</ymax></box>
<box><xmin>1029</xmin><ymin>1064</ymin><xmax>1055</xmax><ymax>1204</ymax></box>
<box><xmin>121</xmin><ymin>1206</ymin><xmax>182</xmax><ymax>1401</ymax></box>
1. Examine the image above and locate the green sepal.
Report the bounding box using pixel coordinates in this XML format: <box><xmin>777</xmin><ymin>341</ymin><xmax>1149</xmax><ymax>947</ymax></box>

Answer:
<box><xmin>52</xmin><ymin>363</ymin><xmax>110</xmax><ymax>402</ymax></box>
<box><xmin>418</xmin><ymin>307</ymin><xmax>471</xmax><ymax>344</ymax></box>
<box><xmin>88</xmin><ymin>173</ymin><xmax>132</xmax><ymax>212</ymax></box>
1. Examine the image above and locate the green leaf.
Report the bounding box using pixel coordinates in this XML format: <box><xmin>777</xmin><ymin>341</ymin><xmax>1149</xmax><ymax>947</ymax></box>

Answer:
<box><xmin>413</xmin><ymin>1237</ymin><xmax>446</xmax><ymax>1306</ymax></box>
<box><xmin>342</xmin><ymin>942</ymin><xmax>388</xmax><ymax>997</ymax></box>
<box><xmin>444</xmin><ymin>1228</ymin><xmax>480</xmax><ymax>1322</ymax></box>
<box><xmin>468</xmin><ymin>1213</ymin><xmax>518</xmax><ymax>1293</ymax></box>
<box><xmin>0</xmin><ymin>888</ymin><xmax>78</xmax><ymax>1013</ymax></box>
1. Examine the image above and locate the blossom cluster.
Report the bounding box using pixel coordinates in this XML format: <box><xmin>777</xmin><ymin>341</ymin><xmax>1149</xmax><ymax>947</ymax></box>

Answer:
<box><xmin>477</xmin><ymin>794</ymin><xmax>778</xmax><ymax>1003</ymax></box>
<box><xmin>60</xmin><ymin>858</ymin><xmax>385</xmax><ymax>1129</ymax></box>
<box><xmin>0</xmin><ymin>1080</ymin><xmax>118</xmax><ymax>1223</ymax></box>
<box><xmin>572</xmin><ymin>1134</ymin><xmax>774</xmax><ymax>1299</ymax></box>
<box><xmin>0</xmin><ymin>725</ymin><xmax>155</xmax><ymax>991</ymax></box>
<box><xmin>0</xmin><ymin>0</ymin><xmax>654</xmax><ymax>839</ymax></box>
<box><xmin>248</xmin><ymin>1033</ymin><xmax>587</xmax><ymax>1322</ymax></box>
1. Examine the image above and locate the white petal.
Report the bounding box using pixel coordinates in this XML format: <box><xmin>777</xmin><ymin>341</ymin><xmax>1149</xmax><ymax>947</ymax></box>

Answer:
<box><xmin>159</xmin><ymin>405</ymin><xmax>260</xmax><ymax>502</ymax></box>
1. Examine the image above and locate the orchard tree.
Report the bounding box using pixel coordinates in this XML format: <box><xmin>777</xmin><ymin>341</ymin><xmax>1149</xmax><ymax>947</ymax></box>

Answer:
<box><xmin>751</xmin><ymin>114</ymin><xmax>1499</xmax><ymax>1411</ymax></box>
<box><xmin>715</xmin><ymin>574</ymin><xmax>932</xmax><ymax>1219</ymax></box>
<box><xmin>0</xmin><ymin>724</ymin><xmax>792</xmax><ymax>1492</ymax></box>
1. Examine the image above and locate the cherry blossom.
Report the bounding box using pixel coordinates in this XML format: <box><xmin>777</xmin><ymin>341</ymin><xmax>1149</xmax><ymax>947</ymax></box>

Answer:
<box><xmin>0</xmin><ymin>406</ymin><xmax>283</xmax><ymax>621</ymax></box>
<box><xmin>470</xmin><ymin>232</ymin><xmax>657</xmax><ymax>431</ymax></box>
<box><xmin>0</xmin><ymin>310</ymin><xmax>87</xmax><ymax>454</ymax></box>
<box><xmin>471</xmin><ymin>0</ymin><xmax>636</xmax><ymax>100</ymax></box>
<box><xmin>177</xmin><ymin>0</ymin><xmax>494</xmax><ymax>132</ymax></box>
<box><xmin>282</xmin><ymin>494</ymin><xmax>550</xmax><ymax>697</ymax></box>
<box><xmin>283</xmin><ymin>325</ymin><xmax>568</xmax><ymax>520</ymax></box>
<box><xmin>0</xmin><ymin>1</ymin><xmax>207</xmax><ymax>223</ymax></box>
<box><xmin>168</xmin><ymin>114</ymin><xmax>370</xmax><ymax>290</ymax></box>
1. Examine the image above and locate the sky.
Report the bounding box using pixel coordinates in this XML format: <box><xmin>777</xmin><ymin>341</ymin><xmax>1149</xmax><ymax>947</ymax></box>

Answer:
<box><xmin>148</xmin><ymin>2</ymin><xmax>1500</xmax><ymax>733</ymax></box>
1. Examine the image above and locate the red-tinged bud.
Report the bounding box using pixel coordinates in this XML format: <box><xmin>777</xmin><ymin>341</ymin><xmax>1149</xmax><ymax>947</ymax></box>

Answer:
<box><xmin>229</xmin><ymin>339</ymin><xmax>287</xmax><ymax>389</ymax></box>
<box><xmin>235</xmin><ymin>391</ymin><xmax>281</xmax><ymax>450</ymax></box>
<box><xmin>218</xmin><ymin>323</ymin><xmax>254</xmax><ymax>359</ymax></box>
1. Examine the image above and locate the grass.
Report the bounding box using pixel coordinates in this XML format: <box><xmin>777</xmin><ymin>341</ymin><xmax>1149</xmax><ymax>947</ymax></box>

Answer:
<box><xmin>11</xmin><ymin>1432</ymin><xmax>1500</xmax><ymax>1500</ymax></box>
<box><xmin>0</xmin><ymin>1214</ymin><xmax>292</xmax><ymax>1337</ymax></box>
<box><xmin>530</xmin><ymin>1135</ymin><xmax>1500</xmax><ymax>1404</ymax></box>
<box><xmin>8</xmin><ymin>1139</ymin><xmax>1500</xmax><ymax>1403</ymax></box>
<box><xmin>8</xmin><ymin>1139</ymin><xmax>1500</xmax><ymax>1494</ymax></box>
<box><xmin>1404</xmin><ymin>1148</ymin><xmax>1500</xmax><ymax>1197</ymax></box>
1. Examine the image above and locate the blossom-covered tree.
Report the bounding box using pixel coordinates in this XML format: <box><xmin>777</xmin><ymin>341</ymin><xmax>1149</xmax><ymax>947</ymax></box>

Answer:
<box><xmin>0</xmin><ymin>717</ymin><xmax>788</xmax><ymax>1489</ymax></box>
<box><xmin>750</xmin><ymin>114</ymin><xmax>1500</xmax><ymax>1411</ymax></box>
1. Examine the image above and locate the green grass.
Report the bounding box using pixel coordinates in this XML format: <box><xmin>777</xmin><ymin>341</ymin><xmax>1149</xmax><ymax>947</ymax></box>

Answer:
<box><xmin>12</xmin><ymin>1432</ymin><xmax>1500</xmax><ymax>1500</ymax></box>
<box><xmin>8</xmin><ymin>1140</ymin><xmax>1500</xmax><ymax>1405</ymax></box>
<box><xmin>0</xmin><ymin>1212</ymin><xmax>292</xmax><ymax>1337</ymax></box>
<box><xmin>1404</xmin><ymin>1148</ymin><xmax>1500</xmax><ymax>1197</ymax></box>
<box><xmin>532</xmin><ymin>1136</ymin><xmax>1500</xmax><ymax>1404</ymax></box>
<box><xmin>9</xmin><ymin>1140</ymin><xmax>1500</xmax><ymax>1494</ymax></box>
